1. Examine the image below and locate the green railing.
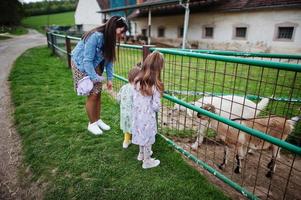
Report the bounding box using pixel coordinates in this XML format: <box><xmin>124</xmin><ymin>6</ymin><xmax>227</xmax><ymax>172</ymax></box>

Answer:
<box><xmin>176</xmin><ymin>48</ymin><xmax>301</xmax><ymax>64</ymax></box>
<box><xmin>154</xmin><ymin>48</ymin><xmax>301</xmax><ymax>72</ymax></box>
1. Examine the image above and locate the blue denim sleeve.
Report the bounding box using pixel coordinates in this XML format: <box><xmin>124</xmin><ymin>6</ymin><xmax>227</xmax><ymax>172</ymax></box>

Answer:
<box><xmin>83</xmin><ymin>33</ymin><xmax>101</xmax><ymax>82</ymax></box>
<box><xmin>105</xmin><ymin>61</ymin><xmax>114</xmax><ymax>80</ymax></box>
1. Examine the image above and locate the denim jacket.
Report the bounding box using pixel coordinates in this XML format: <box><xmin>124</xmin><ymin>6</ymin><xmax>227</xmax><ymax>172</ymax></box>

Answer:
<box><xmin>71</xmin><ymin>32</ymin><xmax>113</xmax><ymax>82</ymax></box>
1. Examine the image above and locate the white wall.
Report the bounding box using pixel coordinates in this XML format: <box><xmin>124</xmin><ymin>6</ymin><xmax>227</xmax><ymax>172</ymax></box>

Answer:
<box><xmin>75</xmin><ymin>0</ymin><xmax>104</xmax><ymax>31</ymax></box>
<box><xmin>132</xmin><ymin>9</ymin><xmax>301</xmax><ymax>53</ymax></box>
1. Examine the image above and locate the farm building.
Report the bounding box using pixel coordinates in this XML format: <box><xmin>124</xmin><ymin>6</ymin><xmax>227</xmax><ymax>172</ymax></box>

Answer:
<box><xmin>75</xmin><ymin>0</ymin><xmax>301</xmax><ymax>52</ymax></box>
<box><xmin>127</xmin><ymin>0</ymin><xmax>301</xmax><ymax>53</ymax></box>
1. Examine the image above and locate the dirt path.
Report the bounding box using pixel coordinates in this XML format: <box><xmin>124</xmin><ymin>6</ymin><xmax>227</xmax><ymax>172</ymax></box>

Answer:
<box><xmin>0</xmin><ymin>29</ymin><xmax>45</xmax><ymax>199</ymax></box>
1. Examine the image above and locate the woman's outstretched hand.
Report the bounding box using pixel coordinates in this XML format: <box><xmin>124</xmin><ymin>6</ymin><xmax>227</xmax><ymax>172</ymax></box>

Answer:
<box><xmin>107</xmin><ymin>80</ymin><xmax>113</xmax><ymax>90</ymax></box>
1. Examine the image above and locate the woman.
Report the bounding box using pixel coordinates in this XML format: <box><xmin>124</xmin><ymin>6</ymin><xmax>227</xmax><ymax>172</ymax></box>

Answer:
<box><xmin>71</xmin><ymin>16</ymin><xmax>128</xmax><ymax>135</ymax></box>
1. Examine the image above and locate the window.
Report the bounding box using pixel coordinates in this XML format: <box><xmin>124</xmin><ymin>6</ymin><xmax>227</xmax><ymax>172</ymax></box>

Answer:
<box><xmin>204</xmin><ymin>27</ymin><xmax>214</xmax><ymax>38</ymax></box>
<box><xmin>178</xmin><ymin>26</ymin><xmax>184</xmax><ymax>38</ymax></box>
<box><xmin>232</xmin><ymin>24</ymin><xmax>248</xmax><ymax>40</ymax></box>
<box><xmin>202</xmin><ymin>25</ymin><xmax>214</xmax><ymax>39</ymax></box>
<box><xmin>141</xmin><ymin>29</ymin><xmax>147</xmax><ymax>37</ymax></box>
<box><xmin>158</xmin><ymin>27</ymin><xmax>165</xmax><ymax>37</ymax></box>
<box><xmin>278</xmin><ymin>27</ymin><xmax>294</xmax><ymax>39</ymax></box>
<box><xmin>235</xmin><ymin>27</ymin><xmax>247</xmax><ymax>38</ymax></box>
<box><xmin>205</xmin><ymin>27</ymin><xmax>213</xmax><ymax>37</ymax></box>
<box><xmin>274</xmin><ymin>22</ymin><xmax>298</xmax><ymax>41</ymax></box>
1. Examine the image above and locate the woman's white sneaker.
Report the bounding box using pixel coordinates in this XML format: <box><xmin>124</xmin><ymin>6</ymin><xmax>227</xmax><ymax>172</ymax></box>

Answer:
<box><xmin>88</xmin><ymin>122</ymin><xmax>103</xmax><ymax>135</ymax></box>
<box><xmin>97</xmin><ymin>119</ymin><xmax>111</xmax><ymax>131</ymax></box>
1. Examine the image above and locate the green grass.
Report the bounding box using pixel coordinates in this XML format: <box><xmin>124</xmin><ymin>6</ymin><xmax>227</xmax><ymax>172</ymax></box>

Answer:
<box><xmin>9</xmin><ymin>46</ymin><xmax>229</xmax><ymax>200</ymax></box>
<box><xmin>22</xmin><ymin>11</ymin><xmax>75</xmax><ymax>33</ymax></box>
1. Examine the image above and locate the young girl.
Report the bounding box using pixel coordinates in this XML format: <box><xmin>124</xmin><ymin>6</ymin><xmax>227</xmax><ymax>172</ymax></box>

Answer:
<box><xmin>71</xmin><ymin>16</ymin><xmax>128</xmax><ymax>135</ymax></box>
<box><xmin>117</xmin><ymin>66</ymin><xmax>141</xmax><ymax>148</ymax></box>
<box><xmin>132</xmin><ymin>51</ymin><xmax>164</xmax><ymax>169</ymax></box>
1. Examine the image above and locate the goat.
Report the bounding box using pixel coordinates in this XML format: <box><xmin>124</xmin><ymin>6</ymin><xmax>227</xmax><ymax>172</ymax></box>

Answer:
<box><xmin>173</xmin><ymin>95</ymin><xmax>270</xmax><ymax>149</ymax></box>
<box><xmin>197</xmin><ymin>104</ymin><xmax>300</xmax><ymax>178</ymax></box>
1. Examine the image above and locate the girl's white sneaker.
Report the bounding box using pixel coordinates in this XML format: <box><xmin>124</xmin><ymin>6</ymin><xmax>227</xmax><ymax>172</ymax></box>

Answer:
<box><xmin>142</xmin><ymin>158</ymin><xmax>160</xmax><ymax>169</ymax></box>
<box><xmin>123</xmin><ymin>140</ymin><xmax>131</xmax><ymax>149</ymax></box>
<box><xmin>97</xmin><ymin>119</ymin><xmax>111</xmax><ymax>131</ymax></box>
<box><xmin>137</xmin><ymin>152</ymin><xmax>144</xmax><ymax>161</ymax></box>
<box><xmin>88</xmin><ymin>122</ymin><xmax>103</xmax><ymax>135</ymax></box>
<box><xmin>137</xmin><ymin>151</ymin><xmax>153</xmax><ymax>161</ymax></box>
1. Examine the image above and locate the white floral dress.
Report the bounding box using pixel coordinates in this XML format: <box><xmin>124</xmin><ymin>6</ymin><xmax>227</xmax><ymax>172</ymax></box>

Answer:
<box><xmin>131</xmin><ymin>85</ymin><xmax>161</xmax><ymax>146</ymax></box>
<box><xmin>117</xmin><ymin>83</ymin><xmax>134</xmax><ymax>133</ymax></box>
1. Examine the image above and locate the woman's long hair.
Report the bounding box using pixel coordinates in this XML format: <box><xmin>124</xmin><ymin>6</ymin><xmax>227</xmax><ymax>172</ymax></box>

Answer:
<box><xmin>134</xmin><ymin>51</ymin><xmax>164</xmax><ymax>96</ymax></box>
<box><xmin>81</xmin><ymin>16</ymin><xmax>128</xmax><ymax>62</ymax></box>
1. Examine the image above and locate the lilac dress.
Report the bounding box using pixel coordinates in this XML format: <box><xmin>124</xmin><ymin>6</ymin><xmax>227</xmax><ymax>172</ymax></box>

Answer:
<box><xmin>132</xmin><ymin>85</ymin><xmax>161</xmax><ymax>146</ymax></box>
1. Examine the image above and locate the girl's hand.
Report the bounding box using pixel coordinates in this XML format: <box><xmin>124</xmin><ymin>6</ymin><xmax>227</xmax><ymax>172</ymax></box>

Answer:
<box><xmin>107</xmin><ymin>80</ymin><xmax>113</xmax><ymax>90</ymax></box>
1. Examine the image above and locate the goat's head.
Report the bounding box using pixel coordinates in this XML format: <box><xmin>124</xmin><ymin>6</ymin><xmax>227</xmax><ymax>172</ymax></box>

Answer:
<box><xmin>197</xmin><ymin>104</ymin><xmax>216</xmax><ymax>120</ymax></box>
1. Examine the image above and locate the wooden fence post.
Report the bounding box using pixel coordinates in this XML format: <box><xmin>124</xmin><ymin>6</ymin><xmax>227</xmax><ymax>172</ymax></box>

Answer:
<box><xmin>65</xmin><ymin>35</ymin><xmax>71</xmax><ymax>68</ymax></box>
<box><xmin>50</xmin><ymin>33</ymin><xmax>55</xmax><ymax>55</ymax></box>
<box><xmin>46</xmin><ymin>32</ymin><xmax>50</xmax><ymax>48</ymax></box>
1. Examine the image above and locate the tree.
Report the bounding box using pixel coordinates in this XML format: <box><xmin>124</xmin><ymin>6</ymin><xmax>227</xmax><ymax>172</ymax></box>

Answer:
<box><xmin>23</xmin><ymin>0</ymin><xmax>77</xmax><ymax>16</ymax></box>
<box><xmin>0</xmin><ymin>0</ymin><xmax>24</xmax><ymax>26</ymax></box>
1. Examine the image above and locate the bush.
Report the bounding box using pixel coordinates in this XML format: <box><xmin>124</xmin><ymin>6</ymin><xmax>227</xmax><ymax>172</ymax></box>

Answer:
<box><xmin>23</xmin><ymin>0</ymin><xmax>77</xmax><ymax>16</ymax></box>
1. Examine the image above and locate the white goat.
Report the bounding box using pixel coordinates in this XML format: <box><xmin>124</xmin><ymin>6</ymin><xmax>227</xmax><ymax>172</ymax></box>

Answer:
<box><xmin>197</xmin><ymin>104</ymin><xmax>300</xmax><ymax>178</ymax></box>
<box><xmin>171</xmin><ymin>95</ymin><xmax>269</xmax><ymax>149</ymax></box>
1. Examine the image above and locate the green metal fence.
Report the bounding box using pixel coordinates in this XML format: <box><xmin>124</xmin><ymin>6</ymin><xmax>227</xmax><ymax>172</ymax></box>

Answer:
<box><xmin>177</xmin><ymin>49</ymin><xmax>301</xmax><ymax>64</ymax></box>
<box><xmin>47</xmin><ymin>32</ymin><xmax>301</xmax><ymax>200</ymax></box>
<box><xmin>152</xmin><ymin>47</ymin><xmax>301</xmax><ymax>200</ymax></box>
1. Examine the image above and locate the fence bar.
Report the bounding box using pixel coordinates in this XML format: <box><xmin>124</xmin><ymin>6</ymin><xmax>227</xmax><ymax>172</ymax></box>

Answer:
<box><xmin>120</xmin><ymin>43</ymin><xmax>143</xmax><ymax>49</ymax></box>
<box><xmin>152</xmin><ymin>48</ymin><xmax>301</xmax><ymax>72</ymax></box>
<box><xmin>180</xmin><ymin>49</ymin><xmax>301</xmax><ymax>59</ymax></box>
<box><xmin>53</xmin><ymin>44</ymin><xmax>67</xmax><ymax>54</ymax></box>
<box><xmin>164</xmin><ymin>90</ymin><xmax>301</xmax><ymax>102</ymax></box>
<box><xmin>51</xmin><ymin>32</ymin><xmax>66</xmax><ymax>38</ymax></box>
<box><xmin>114</xmin><ymin>74</ymin><xmax>128</xmax><ymax>82</ymax></box>
<box><xmin>67</xmin><ymin>35</ymin><xmax>81</xmax><ymax>41</ymax></box>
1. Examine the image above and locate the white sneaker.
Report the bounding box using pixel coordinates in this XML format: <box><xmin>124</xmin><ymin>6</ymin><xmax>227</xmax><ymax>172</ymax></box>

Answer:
<box><xmin>87</xmin><ymin>122</ymin><xmax>103</xmax><ymax>135</ymax></box>
<box><xmin>137</xmin><ymin>151</ymin><xmax>153</xmax><ymax>161</ymax></box>
<box><xmin>142</xmin><ymin>158</ymin><xmax>160</xmax><ymax>169</ymax></box>
<box><xmin>123</xmin><ymin>140</ymin><xmax>131</xmax><ymax>149</ymax></box>
<box><xmin>137</xmin><ymin>152</ymin><xmax>144</xmax><ymax>161</ymax></box>
<box><xmin>97</xmin><ymin>119</ymin><xmax>111</xmax><ymax>131</ymax></box>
